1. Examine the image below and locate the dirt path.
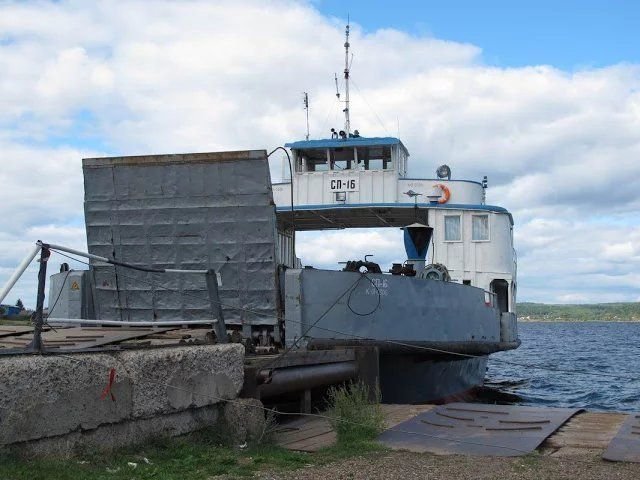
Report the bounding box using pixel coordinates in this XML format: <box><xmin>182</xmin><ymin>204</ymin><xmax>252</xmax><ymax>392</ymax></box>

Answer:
<box><xmin>256</xmin><ymin>450</ymin><xmax>640</xmax><ymax>480</ymax></box>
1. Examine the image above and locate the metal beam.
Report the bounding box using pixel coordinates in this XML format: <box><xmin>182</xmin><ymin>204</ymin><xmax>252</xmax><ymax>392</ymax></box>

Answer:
<box><xmin>47</xmin><ymin>318</ymin><xmax>218</xmax><ymax>327</ymax></box>
<box><xmin>0</xmin><ymin>243</ymin><xmax>41</xmax><ymax>304</ymax></box>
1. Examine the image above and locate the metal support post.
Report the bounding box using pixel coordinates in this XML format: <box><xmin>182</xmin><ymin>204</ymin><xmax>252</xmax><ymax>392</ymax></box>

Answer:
<box><xmin>29</xmin><ymin>244</ymin><xmax>51</xmax><ymax>353</ymax></box>
<box><xmin>0</xmin><ymin>243</ymin><xmax>41</xmax><ymax>304</ymax></box>
<box><xmin>205</xmin><ymin>269</ymin><xmax>228</xmax><ymax>344</ymax></box>
<box><xmin>354</xmin><ymin>347</ymin><xmax>380</xmax><ymax>402</ymax></box>
<box><xmin>301</xmin><ymin>389</ymin><xmax>312</xmax><ymax>414</ymax></box>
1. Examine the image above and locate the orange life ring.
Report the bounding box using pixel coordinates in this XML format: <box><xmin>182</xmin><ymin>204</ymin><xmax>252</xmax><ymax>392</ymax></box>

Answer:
<box><xmin>434</xmin><ymin>184</ymin><xmax>450</xmax><ymax>204</ymax></box>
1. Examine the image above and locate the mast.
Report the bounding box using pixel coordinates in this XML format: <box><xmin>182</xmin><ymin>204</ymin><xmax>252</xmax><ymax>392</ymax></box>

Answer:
<box><xmin>343</xmin><ymin>21</ymin><xmax>351</xmax><ymax>136</ymax></box>
<box><xmin>303</xmin><ymin>92</ymin><xmax>310</xmax><ymax>141</ymax></box>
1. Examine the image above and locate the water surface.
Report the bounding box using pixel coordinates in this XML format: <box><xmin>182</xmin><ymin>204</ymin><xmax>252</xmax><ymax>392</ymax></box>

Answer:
<box><xmin>486</xmin><ymin>321</ymin><xmax>640</xmax><ymax>412</ymax></box>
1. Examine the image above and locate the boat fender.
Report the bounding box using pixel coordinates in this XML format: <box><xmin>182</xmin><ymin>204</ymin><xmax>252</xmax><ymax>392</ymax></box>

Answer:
<box><xmin>434</xmin><ymin>183</ymin><xmax>450</xmax><ymax>204</ymax></box>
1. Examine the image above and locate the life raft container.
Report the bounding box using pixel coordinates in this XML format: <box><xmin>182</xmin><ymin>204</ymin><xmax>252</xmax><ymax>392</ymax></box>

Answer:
<box><xmin>434</xmin><ymin>183</ymin><xmax>450</xmax><ymax>204</ymax></box>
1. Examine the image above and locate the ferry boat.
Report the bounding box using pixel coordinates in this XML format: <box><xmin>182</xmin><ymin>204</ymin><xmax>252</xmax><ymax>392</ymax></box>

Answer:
<box><xmin>30</xmin><ymin>22</ymin><xmax>519</xmax><ymax>405</ymax></box>
<box><xmin>269</xmin><ymin>24</ymin><xmax>519</xmax><ymax>403</ymax></box>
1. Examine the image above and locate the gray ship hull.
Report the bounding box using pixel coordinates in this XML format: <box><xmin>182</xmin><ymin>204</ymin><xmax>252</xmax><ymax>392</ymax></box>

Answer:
<box><xmin>285</xmin><ymin>268</ymin><xmax>518</xmax><ymax>403</ymax></box>
<box><xmin>379</xmin><ymin>354</ymin><xmax>488</xmax><ymax>404</ymax></box>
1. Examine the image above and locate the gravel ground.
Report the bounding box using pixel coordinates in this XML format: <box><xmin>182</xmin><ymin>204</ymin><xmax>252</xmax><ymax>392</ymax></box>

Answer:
<box><xmin>256</xmin><ymin>450</ymin><xmax>640</xmax><ymax>480</ymax></box>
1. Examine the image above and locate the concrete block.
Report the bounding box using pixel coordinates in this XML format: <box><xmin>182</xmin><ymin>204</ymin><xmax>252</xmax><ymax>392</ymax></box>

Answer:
<box><xmin>221</xmin><ymin>398</ymin><xmax>267</xmax><ymax>445</ymax></box>
<box><xmin>0</xmin><ymin>354</ymin><xmax>132</xmax><ymax>445</ymax></box>
<box><xmin>13</xmin><ymin>405</ymin><xmax>221</xmax><ymax>457</ymax></box>
<box><xmin>0</xmin><ymin>343</ymin><xmax>245</xmax><ymax>448</ymax></box>
<box><xmin>115</xmin><ymin>344</ymin><xmax>245</xmax><ymax>418</ymax></box>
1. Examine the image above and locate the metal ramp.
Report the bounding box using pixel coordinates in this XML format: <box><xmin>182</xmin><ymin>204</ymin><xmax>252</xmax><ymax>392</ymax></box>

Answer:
<box><xmin>378</xmin><ymin>403</ymin><xmax>581</xmax><ymax>457</ymax></box>
<box><xmin>0</xmin><ymin>326</ymin><xmax>183</xmax><ymax>352</ymax></box>
<box><xmin>603</xmin><ymin>414</ymin><xmax>640</xmax><ymax>463</ymax></box>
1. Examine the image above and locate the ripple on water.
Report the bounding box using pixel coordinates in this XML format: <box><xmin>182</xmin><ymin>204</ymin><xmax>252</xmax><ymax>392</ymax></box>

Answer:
<box><xmin>486</xmin><ymin>321</ymin><xmax>640</xmax><ymax>412</ymax></box>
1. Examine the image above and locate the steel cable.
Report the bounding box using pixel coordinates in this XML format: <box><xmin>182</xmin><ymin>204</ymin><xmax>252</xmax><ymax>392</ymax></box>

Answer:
<box><xmin>47</xmin><ymin>248</ymin><xmax>640</xmax><ymax>382</ymax></box>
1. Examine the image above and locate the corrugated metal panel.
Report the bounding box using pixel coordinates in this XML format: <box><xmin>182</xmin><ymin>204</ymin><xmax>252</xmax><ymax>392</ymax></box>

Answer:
<box><xmin>83</xmin><ymin>150</ymin><xmax>279</xmax><ymax>328</ymax></box>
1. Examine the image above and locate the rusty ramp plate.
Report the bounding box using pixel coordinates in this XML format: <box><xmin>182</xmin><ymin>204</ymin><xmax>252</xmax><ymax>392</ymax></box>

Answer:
<box><xmin>603</xmin><ymin>414</ymin><xmax>640</xmax><ymax>462</ymax></box>
<box><xmin>378</xmin><ymin>402</ymin><xmax>581</xmax><ymax>457</ymax></box>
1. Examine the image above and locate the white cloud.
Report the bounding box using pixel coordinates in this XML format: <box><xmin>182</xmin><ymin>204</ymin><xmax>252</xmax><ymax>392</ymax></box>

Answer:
<box><xmin>0</xmin><ymin>0</ymin><xmax>639</xmax><ymax>307</ymax></box>
<box><xmin>296</xmin><ymin>229</ymin><xmax>400</xmax><ymax>268</ymax></box>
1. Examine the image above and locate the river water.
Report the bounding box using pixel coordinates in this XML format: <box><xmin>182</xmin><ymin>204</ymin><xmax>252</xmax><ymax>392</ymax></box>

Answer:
<box><xmin>485</xmin><ymin>321</ymin><xmax>640</xmax><ymax>412</ymax></box>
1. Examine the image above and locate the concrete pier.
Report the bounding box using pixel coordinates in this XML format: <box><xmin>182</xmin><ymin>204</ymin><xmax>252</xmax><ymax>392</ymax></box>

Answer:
<box><xmin>0</xmin><ymin>344</ymin><xmax>259</xmax><ymax>455</ymax></box>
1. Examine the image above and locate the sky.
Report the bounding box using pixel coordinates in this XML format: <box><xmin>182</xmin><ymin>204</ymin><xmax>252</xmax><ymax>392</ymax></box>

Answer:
<box><xmin>0</xmin><ymin>0</ymin><xmax>639</xmax><ymax>308</ymax></box>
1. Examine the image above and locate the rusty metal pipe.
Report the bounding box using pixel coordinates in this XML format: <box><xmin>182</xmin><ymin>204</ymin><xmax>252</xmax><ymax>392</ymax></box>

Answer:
<box><xmin>259</xmin><ymin>361</ymin><xmax>358</xmax><ymax>398</ymax></box>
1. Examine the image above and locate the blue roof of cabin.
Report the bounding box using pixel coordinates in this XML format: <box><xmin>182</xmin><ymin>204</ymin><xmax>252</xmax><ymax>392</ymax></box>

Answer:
<box><xmin>285</xmin><ymin>136</ymin><xmax>408</xmax><ymax>153</ymax></box>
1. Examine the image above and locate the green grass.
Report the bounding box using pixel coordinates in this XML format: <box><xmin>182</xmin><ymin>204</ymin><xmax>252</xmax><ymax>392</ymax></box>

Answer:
<box><xmin>1</xmin><ymin>431</ymin><xmax>311</xmax><ymax>480</ymax></box>
<box><xmin>0</xmin><ymin>420</ymin><xmax>386</xmax><ymax>480</ymax></box>
<box><xmin>0</xmin><ymin>318</ymin><xmax>30</xmax><ymax>326</ymax></box>
<box><xmin>2</xmin><ymin>371</ymin><xmax>387</xmax><ymax>479</ymax></box>
<box><xmin>326</xmin><ymin>381</ymin><xmax>386</xmax><ymax>445</ymax></box>
<box><xmin>1</xmin><ymin>383</ymin><xmax>389</xmax><ymax>479</ymax></box>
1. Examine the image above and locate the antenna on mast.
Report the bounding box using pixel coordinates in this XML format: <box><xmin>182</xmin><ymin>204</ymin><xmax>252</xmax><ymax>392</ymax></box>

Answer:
<box><xmin>334</xmin><ymin>73</ymin><xmax>340</xmax><ymax>99</ymax></box>
<box><xmin>343</xmin><ymin>20</ymin><xmax>351</xmax><ymax>136</ymax></box>
<box><xmin>303</xmin><ymin>92</ymin><xmax>310</xmax><ymax>141</ymax></box>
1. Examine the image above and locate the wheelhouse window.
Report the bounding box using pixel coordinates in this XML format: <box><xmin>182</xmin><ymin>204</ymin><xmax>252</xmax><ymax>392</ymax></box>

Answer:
<box><xmin>366</xmin><ymin>158</ymin><xmax>385</xmax><ymax>170</ymax></box>
<box><xmin>444</xmin><ymin>215</ymin><xmax>461</xmax><ymax>241</ymax></box>
<box><xmin>294</xmin><ymin>143</ymin><xmax>398</xmax><ymax>172</ymax></box>
<box><xmin>472</xmin><ymin>215</ymin><xmax>490</xmax><ymax>241</ymax></box>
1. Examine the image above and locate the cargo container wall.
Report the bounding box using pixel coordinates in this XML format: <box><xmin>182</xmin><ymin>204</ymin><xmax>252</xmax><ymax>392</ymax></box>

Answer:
<box><xmin>82</xmin><ymin>150</ymin><xmax>279</xmax><ymax>337</ymax></box>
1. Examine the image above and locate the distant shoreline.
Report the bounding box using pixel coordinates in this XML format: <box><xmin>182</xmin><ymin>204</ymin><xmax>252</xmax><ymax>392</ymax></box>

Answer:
<box><xmin>518</xmin><ymin>318</ymin><xmax>640</xmax><ymax>323</ymax></box>
<box><xmin>516</xmin><ymin>302</ymin><xmax>640</xmax><ymax>323</ymax></box>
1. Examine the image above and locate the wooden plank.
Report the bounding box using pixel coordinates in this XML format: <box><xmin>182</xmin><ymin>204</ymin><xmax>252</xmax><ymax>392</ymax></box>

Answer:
<box><xmin>543</xmin><ymin>411</ymin><xmax>627</xmax><ymax>450</ymax></box>
<box><xmin>275</xmin><ymin>404</ymin><xmax>435</xmax><ymax>452</ymax></box>
<box><xmin>275</xmin><ymin>421</ymin><xmax>333</xmax><ymax>446</ymax></box>
<box><xmin>383</xmin><ymin>404</ymin><xmax>434</xmax><ymax>428</ymax></box>
<box><xmin>0</xmin><ymin>326</ymin><xmax>177</xmax><ymax>351</ymax></box>
<box><xmin>0</xmin><ymin>339</ymin><xmax>32</xmax><ymax>346</ymax></box>
<box><xmin>284</xmin><ymin>431</ymin><xmax>337</xmax><ymax>452</ymax></box>
<box><xmin>0</xmin><ymin>326</ymin><xmax>35</xmax><ymax>337</ymax></box>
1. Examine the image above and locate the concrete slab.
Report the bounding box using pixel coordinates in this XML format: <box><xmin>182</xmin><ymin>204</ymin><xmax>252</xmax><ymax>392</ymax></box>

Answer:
<box><xmin>11</xmin><ymin>404</ymin><xmax>221</xmax><ymax>456</ymax></box>
<box><xmin>0</xmin><ymin>343</ymin><xmax>245</xmax><ymax>448</ymax></box>
<box><xmin>0</xmin><ymin>353</ymin><xmax>132</xmax><ymax>444</ymax></box>
<box><xmin>116</xmin><ymin>343</ymin><xmax>244</xmax><ymax>417</ymax></box>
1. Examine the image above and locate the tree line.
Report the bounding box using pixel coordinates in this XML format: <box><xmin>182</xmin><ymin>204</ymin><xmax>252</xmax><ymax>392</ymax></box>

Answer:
<box><xmin>517</xmin><ymin>302</ymin><xmax>640</xmax><ymax>321</ymax></box>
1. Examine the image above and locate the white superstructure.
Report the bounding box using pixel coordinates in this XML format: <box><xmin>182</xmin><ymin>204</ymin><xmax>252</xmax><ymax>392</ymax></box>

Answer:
<box><xmin>273</xmin><ymin>20</ymin><xmax>515</xmax><ymax>314</ymax></box>
<box><xmin>273</xmin><ymin>135</ymin><xmax>517</xmax><ymax>314</ymax></box>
